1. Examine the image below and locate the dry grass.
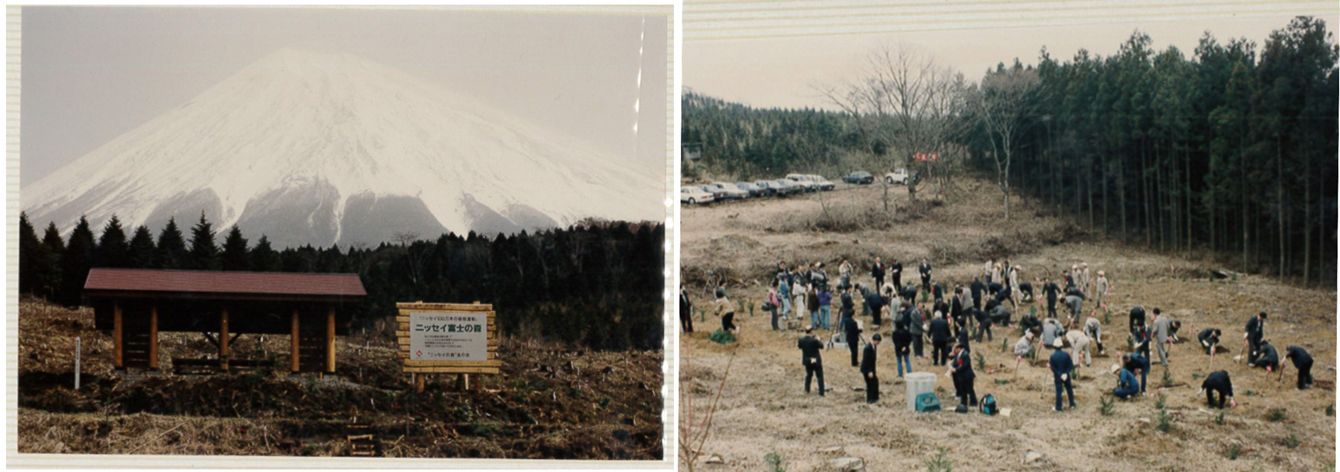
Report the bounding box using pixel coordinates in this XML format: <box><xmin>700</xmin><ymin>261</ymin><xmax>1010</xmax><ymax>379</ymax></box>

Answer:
<box><xmin>17</xmin><ymin>298</ymin><xmax>663</xmax><ymax>459</ymax></box>
<box><xmin>679</xmin><ymin>177</ymin><xmax>1335</xmax><ymax>471</ymax></box>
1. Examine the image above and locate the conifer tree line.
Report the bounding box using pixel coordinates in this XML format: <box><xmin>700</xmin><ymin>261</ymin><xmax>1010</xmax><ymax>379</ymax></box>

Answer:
<box><xmin>19</xmin><ymin>212</ymin><xmax>665</xmax><ymax>351</ymax></box>
<box><xmin>682</xmin><ymin>17</ymin><xmax>1337</xmax><ymax>284</ymax></box>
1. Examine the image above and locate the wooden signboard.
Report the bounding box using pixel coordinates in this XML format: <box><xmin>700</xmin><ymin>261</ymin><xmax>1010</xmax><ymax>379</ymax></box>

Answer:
<box><xmin>395</xmin><ymin>302</ymin><xmax>501</xmax><ymax>391</ymax></box>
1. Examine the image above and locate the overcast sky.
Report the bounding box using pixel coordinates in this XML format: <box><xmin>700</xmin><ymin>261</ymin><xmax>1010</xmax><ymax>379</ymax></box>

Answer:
<box><xmin>686</xmin><ymin>2</ymin><xmax>1338</xmax><ymax>109</ymax></box>
<box><xmin>20</xmin><ymin>6</ymin><xmax>669</xmax><ymax>186</ymax></box>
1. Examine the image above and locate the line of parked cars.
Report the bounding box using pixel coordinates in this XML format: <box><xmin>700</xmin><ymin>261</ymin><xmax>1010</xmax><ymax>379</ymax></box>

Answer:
<box><xmin>681</xmin><ymin>173</ymin><xmax>837</xmax><ymax>205</ymax></box>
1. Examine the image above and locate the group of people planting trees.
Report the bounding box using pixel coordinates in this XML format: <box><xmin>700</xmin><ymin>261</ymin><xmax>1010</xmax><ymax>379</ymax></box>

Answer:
<box><xmin>687</xmin><ymin>255</ymin><xmax>1315</xmax><ymax>414</ymax></box>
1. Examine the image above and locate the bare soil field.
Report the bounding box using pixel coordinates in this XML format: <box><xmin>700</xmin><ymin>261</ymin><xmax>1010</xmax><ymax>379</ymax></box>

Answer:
<box><xmin>680</xmin><ymin>178</ymin><xmax>1335</xmax><ymax>471</ymax></box>
<box><xmin>18</xmin><ymin>299</ymin><xmax>662</xmax><ymax>459</ymax></box>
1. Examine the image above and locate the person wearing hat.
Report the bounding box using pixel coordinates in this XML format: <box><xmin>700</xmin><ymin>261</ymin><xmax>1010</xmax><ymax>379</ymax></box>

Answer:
<box><xmin>1120</xmin><ymin>350</ymin><xmax>1151</xmax><ymax>396</ymax></box>
<box><xmin>797</xmin><ymin>326</ymin><xmax>826</xmax><ymax>396</ymax></box>
<box><xmin>1244</xmin><ymin>311</ymin><xmax>1267</xmax><ymax>364</ymax></box>
<box><xmin>844</xmin><ymin>308</ymin><xmax>863</xmax><ymax>367</ymax></box>
<box><xmin>1198</xmin><ymin>328</ymin><xmax>1222</xmax><ymax>356</ymax></box>
<box><xmin>861</xmin><ymin>333</ymin><xmax>881</xmax><ymax>403</ymax></box>
<box><xmin>1113</xmin><ymin>363</ymin><xmax>1140</xmax><ymax>399</ymax></box>
<box><xmin>948</xmin><ymin>342</ymin><xmax>977</xmax><ymax>408</ymax></box>
<box><xmin>929</xmin><ymin>311</ymin><xmax>953</xmax><ymax>366</ymax></box>
<box><xmin>713</xmin><ymin>286</ymin><xmax>737</xmax><ymax>333</ymax></box>
<box><xmin>1201</xmin><ymin>370</ymin><xmax>1236</xmax><ymax>409</ymax></box>
<box><xmin>1048</xmin><ymin>337</ymin><xmax>1076</xmax><ymax>411</ymax></box>
<box><xmin>1013</xmin><ymin>331</ymin><xmax>1035</xmax><ymax>370</ymax></box>
<box><xmin>1084</xmin><ymin>311</ymin><xmax>1105</xmax><ymax>356</ymax></box>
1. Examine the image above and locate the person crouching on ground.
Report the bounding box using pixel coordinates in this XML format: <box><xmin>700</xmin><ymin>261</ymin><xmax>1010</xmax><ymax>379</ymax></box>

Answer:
<box><xmin>714</xmin><ymin>286</ymin><xmax>737</xmax><ymax>333</ymax></box>
<box><xmin>948</xmin><ymin>342</ymin><xmax>977</xmax><ymax>408</ymax></box>
<box><xmin>1120</xmin><ymin>350</ymin><xmax>1150</xmax><ymax>396</ymax></box>
<box><xmin>1198</xmin><ymin>328</ymin><xmax>1222</xmax><ymax>356</ymax></box>
<box><xmin>1084</xmin><ymin>311</ymin><xmax>1104</xmax><ymax>355</ymax></box>
<box><xmin>1113</xmin><ymin>364</ymin><xmax>1140</xmax><ymax>400</ymax></box>
<box><xmin>1066</xmin><ymin>328</ymin><xmax>1093</xmax><ymax>369</ymax></box>
<box><xmin>862</xmin><ymin>334</ymin><xmax>881</xmax><ymax>404</ymax></box>
<box><xmin>1049</xmin><ymin>338</ymin><xmax>1076</xmax><ymax>411</ymax></box>
<box><xmin>1013</xmin><ymin>331</ymin><xmax>1035</xmax><ymax>371</ymax></box>
<box><xmin>1250</xmin><ymin>340</ymin><xmax>1281</xmax><ymax>376</ymax></box>
<box><xmin>797</xmin><ymin>326</ymin><xmax>826</xmax><ymax>396</ymax></box>
<box><xmin>1201</xmin><ymin>370</ymin><xmax>1236</xmax><ymax>409</ymax></box>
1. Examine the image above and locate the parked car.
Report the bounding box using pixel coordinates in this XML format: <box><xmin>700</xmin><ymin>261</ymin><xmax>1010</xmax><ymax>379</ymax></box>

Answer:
<box><xmin>704</xmin><ymin>182</ymin><xmax>749</xmax><ymax>200</ymax></box>
<box><xmin>751</xmin><ymin>180</ymin><xmax>779</xmax><ymax>197</ymax></box>
<box><xmin>843</xmin><ymin>171</ymin><xmax>874</xmax><ymax>185</ymax></box>
<box><xmin>736</xmin><ymin>181</ymin><xmax>767</xmax><ymax>197</ymax></box>
<box><xmin>884</xmin><ymin>168</ymin><xmax>910</xmax><ymax>185</ymax></box>
<box><xmin>810</xmin><ymin>174</ymin><xmax>836</xmax><ymax>191</ymax></box>
<box><xmin>681</xmin><ymin>186</ymin><xmax>715</xmax><ymax>205</ymax></box>
<box><xmin>784</xmin><ymin>173</ymin><xmax>819</xmax><ymax>192</ymax></box>
<box><xmin>700</xmin><ymin>184</ymin><xmax>726</xmax><ymax>200</ymax></box>
<box><xmin>770</xmin><ymin>178</ymin><xmax>802</xmax><ymax>196</ymax></box>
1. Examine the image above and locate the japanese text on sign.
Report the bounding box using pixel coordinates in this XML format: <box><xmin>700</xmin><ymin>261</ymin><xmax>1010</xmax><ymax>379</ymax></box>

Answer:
<box><xmin>408</xmin><ymin>311</ymin><xmax>488</xmax><ymax>361</ymax></box>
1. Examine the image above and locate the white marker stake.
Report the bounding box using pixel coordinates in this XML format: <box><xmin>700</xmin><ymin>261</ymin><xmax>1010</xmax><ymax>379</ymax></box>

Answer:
<box><xmin>74</xmin><ymin>336</ymin><xmax>81</xmax><ymax>391</ymax></box>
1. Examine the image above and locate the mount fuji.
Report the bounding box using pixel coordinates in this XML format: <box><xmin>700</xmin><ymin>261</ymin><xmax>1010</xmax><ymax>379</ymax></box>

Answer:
<box><xmin>22</xmin><ymin>48</ymin><xmax>662</xmax><ymax>249</ymax></box>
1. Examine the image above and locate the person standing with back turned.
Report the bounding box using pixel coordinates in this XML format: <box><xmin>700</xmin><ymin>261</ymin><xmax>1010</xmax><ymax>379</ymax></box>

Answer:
<box><xmin>1049</xmin><ymin>338</ymin><xmax>1076</xmax><ymax>411</ymax></box>
<box><xmin>797</xmin><ymin>327</ymin><xmax>826</xmax><ymax>396</ymax></box>
<box><xmin>861</xmin><ymin>334</ymin><xmax>881</xmax><ymax>403</ymax></box>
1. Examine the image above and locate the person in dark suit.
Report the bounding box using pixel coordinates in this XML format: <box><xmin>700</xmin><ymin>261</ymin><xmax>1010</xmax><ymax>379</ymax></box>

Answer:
<box><xmin>891</xmin><ymin>259</ymin><xmax>903</xmax><ymax>291</ymax></box>
<box><xmin>871</xmin><ymin>257</ymin><xmax>886</xmax><ymax>291</ymax></box>
<box><xmin>1201</xmin><ymin>370</ymin><xmax>1235</xmax><ymax>409</ymax></box>
<box><xmin>861</xmin><ymin>334</ymin><xmax>881</xmax><ymax>403</ymax></box>
<box><xmin>1244</xmin><ymin>311</ymin><xmax>1267</xmax><ymax>363</ymax></box>
<box><xmin>797</xmin><ymin>327</ymin><xmax>826</xmax><ymax>396</ymax></box>
<box><xmin>844</xmin><ymin>311</ymin><xmax>862</xmax><ymax>367</ymax></box>
<box><xmin>1049</xmin><ymin>338</ymin><xmax>1076</xmax><ymax>411</ymax></box>
<box><xmin>1281</xmin><ymin>345</ymin><xmax>1314</xmax><ymax>390</ymax></box>
<box><xmin>929</xmin><ymin>311</ymin><xmax>952</xmax><ymax>366</ymax></box>
<box><xmin>918</xmin><ymin>259</ymin><xmax>933</xmax><ymax>292</ymax></box>
<box><xmin>679</xmin><ymin>287</ymin><xmax>693</xmax><ymax>333</ymax></box>
<box><xmin>948</xmin><ymin>343</ymin><xmax>977</xmax><ymax>407</ymax></box>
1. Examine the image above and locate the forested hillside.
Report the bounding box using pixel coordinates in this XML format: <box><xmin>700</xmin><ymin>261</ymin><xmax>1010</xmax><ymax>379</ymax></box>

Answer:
<box><xmin>682</xmin><ymin>17</ymin><xmax>1336</xmax><ymax>284</ymax></box>
<box><xmin>18</xmin><ymin>213</ymin><xmax>665</xmax><ymax>350</ymax></box>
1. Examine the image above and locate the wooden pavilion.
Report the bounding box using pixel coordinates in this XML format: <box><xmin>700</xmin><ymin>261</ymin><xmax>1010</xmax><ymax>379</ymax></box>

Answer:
<box><xmin>84</xmin><ymin>268</ymin><xmax>366</xmax><ymax>373</ymax></box>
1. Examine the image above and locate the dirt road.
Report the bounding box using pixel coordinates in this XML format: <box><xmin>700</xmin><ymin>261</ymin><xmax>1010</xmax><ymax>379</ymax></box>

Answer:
<box><xmin>680</xmin><ymin>179</ymin><xmax>1335</xmax><ymax>471</ymax></box>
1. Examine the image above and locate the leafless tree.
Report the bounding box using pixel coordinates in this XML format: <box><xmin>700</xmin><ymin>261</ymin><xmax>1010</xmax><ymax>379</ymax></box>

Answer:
<box><xmin>393</xmin><ymin>231</ymin><xmax>426</xmax><ymax>291</ymax></box>
<box><xmin>817</xmin><ymin>44</ymin><xmax>968</xmax><ymax>211</ymax></box>
<box><xmin>678</xmin><ymin>351</ymin><xmax>736</xmax><ymax>472</ymax></box>
<box><xmin>968</xmin><ymin>63</ymin><xmax>1040</xmax><ymax>220</ymax></box>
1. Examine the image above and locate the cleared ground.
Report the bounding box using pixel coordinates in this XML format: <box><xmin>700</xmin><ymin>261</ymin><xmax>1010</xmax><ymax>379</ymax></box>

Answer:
<box><xmin>680</xmin><ymin>178</ymin><xmax>1335</xmax><ymax>471</ymax></box>
<box><xmin>18</xmin><ymin>299</ymin><xmax>663</xmax><ymax>459</ymax></box>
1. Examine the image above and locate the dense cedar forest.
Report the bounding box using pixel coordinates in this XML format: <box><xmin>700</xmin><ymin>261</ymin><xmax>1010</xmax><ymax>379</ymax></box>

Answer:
<box><xmin>18</xmin><ymin>213</ymin><xmax>665</xmax><ymax>351</ymax></box>
<box><xmin>682</xmin><ymin>17</ymin><xmax>1337</xmax><ymax>284</ymax></box>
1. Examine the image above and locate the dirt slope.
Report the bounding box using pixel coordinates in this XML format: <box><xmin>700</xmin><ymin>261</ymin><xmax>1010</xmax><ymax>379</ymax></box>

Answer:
<box><xmin>680</xmin><ymin>179</ymin><xmax>1335</xmax><ymax>471</ymax></box>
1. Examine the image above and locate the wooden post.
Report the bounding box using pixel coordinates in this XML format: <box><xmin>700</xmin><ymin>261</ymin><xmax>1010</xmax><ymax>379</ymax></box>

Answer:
<box><xmin>326</xmin><ymin>307</ymin><xmax>336</xmax><ymax>373</ymax></box>
<box><xmin>415</xmin><ymin>373</ymin><xmax>425</xmax><ymax>393</ymax></box>
<box><xmin>220</xmin><ymin>307</ymin><xmax>230</xmax><ymax>371</ymax></box>
<box><xmin>291</xmin><ymin>309</ymin><xmax>300</xmax><ymax>373</ymax></box>
<box><xmin>149</xmin><ymin>305</ymin><xmax>159</xmax><ymax>370</ymax></box>
<box><xmin>113</xmin><ymin>303</ymin><xmax>123</xmax><ymax>369</ymax></box>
